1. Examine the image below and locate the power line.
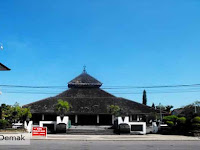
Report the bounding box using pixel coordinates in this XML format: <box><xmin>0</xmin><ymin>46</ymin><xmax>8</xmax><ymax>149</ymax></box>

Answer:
<box><xmin>0</xmin><ymin>85</ymin><xmax>67</xmax><ymax>89</ymax></box>
<box><xmin>0</xmin><ymin>83</ymin><xmax>200</xmax><ymax>89</ymax></box>
<box><xmin>0</xmin><ymin>83</ymin><xmax>200</xmax><ymax>95</ymax></box>
<box><xmin>113</xmin><ymin>90</ymin><xmax>200</xmax><ymax>94</ymax></box>
<box><xmin>2</xmin><ymin>89</ymin><xmax>200</xmax><ymax>95</ymax></box>
<box><xmin>103</xmin><ymin>83</ymin><xmax>200</xmax><ymax>89</ymax></box>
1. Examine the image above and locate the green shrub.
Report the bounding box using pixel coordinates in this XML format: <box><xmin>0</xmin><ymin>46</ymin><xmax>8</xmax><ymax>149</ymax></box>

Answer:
<box><xmin>166</xmin><ymin>121</ymin><xmax>174</xmax><ymax>127</ymax></box>
<box><xmin>192</xmin><ymin>116</ymin><xmax>200</xmax><ymax>123</ymax></box>
<box><xmin>192</xmin><ymin>123</ymin><xmax>200</xmax><ymax>130</ymax></box>
<box><xmin>0</xmin><ymin>119</ymin><xmax>9</xmax><ymax>129</ymax></box>
<box><xmin>177</xmin><ymin>117</ymin><xmax>186</xmax><ymax>124</ymax></box>
<box><xmin>163</xmin><ymin>115</ymin><xmax>178</xmax><ymax>123</ymax></box>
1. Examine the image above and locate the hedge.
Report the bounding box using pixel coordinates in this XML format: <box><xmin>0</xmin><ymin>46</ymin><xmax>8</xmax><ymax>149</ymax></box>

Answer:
<box><xmin>192</xmin><ymin>123</ymin><xmax>200</xmax><ymax>130</ymax></box>
<box><xmin>163</xmin><ymin>115</ymin><xmax>178</xmax><ymax>123</ymax></box>
<box><xmin>192</xmin><ymin>116</ymin><xmax>200</xmax><ymax>123</ymax></box>
<box><xmin>0</xmin><ymin>119</ymin><xmax>9</xmax><ymax>129</ymax></box>
<box><xmin>166</xmin><ymin>121</ymin><xmax>174</xmax><ymax>127</ymax></box>
<box><xmin>177</xmin><ymin>117</ymin><xmax>186</xmax><ymax>124</ymax></box>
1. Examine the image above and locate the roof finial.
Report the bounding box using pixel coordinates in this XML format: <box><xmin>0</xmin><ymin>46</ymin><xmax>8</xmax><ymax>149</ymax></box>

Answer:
<box><xmin>83</xmin><ymin>65</ymin><xmax>86</xmax><ymax>73</ymax></box>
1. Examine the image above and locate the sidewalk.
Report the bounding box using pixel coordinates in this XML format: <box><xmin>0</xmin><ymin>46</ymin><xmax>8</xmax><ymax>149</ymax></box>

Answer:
<box><xmin>33</xmin><ymin>134</ymin><xmax>200</xmax><ymax>141</ymax></box>
<box><xmin>1</xmin><ymin>132</ymin><xmax>199</xmax><ymax>141</ymax></box>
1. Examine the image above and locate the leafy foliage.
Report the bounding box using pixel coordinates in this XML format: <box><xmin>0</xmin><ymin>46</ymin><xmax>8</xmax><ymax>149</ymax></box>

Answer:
<box><xmin>163</xmin><ymin>115</ymin><xmax>187</xmax><ymax>127</ymax></box>
<box><xmin>165</xmin><ymin>105</ymin><xmax>174</xmax><ymax>112</ymax></box>
<box><xmin>156</xmin><ymin>105</ymin><xmax>166</xmax><ymax>111</ymax></box>
<box><xmin>108</xmin><ymin>105</ymin><xmax>121</xmax><ymax>117</ymax></box>
<box><xmin>0</xmin><ymin>119</ymin><xmax>9</xmax><ymax>129</ymax></box>
<box><xmin>179</xmin><ymin>101</ymin><xmax>200</xmax><ymax>119</ymax></box>
<box><xmin>191</xmin><ymin>116</ymin><xmax>200</xmax><ymax>130</ymax></box>
<box><xmin>0</xmin><ymin>103</ymin><xmax>32</xmax><ymax>123</ymax></box>
<box><xmin>191</xmin><ymin>123</ymin><xmax>200</xmax><ymax>130</ymax></box>
<box><xmin>192</xmin><ymin>116</ymin><xmax>200</xmax><ymax>123</ymax></box>
<box><xmin>177</xmin><ymin>117</ymin><xmax>186</xmax><ymax>125</ymax></box>
<box><xmin>166</xmin><ymin>121</ymin><xmax>174</xmax><ymax>127</ymax></box>
<box><xmin>21</xmin><ymin>108</ymin><xmax>32</xmax><ymax>121</ymax></box>
<box><xmin>55</xmin><ymin>99</ymin><xmax>71</xmax><ymax>116</ymax></box>
<box><xmin>156</xmin><ymin>105</ymin><xmax>173</xmax><ymax>113</ymax></box>
<box><xmin>163</xmin><ymin>115</ymin><xmax>178</xmax><ymax>123</ymax></box>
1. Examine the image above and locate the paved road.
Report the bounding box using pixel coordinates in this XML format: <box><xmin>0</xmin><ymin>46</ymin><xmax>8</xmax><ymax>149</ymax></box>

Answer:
<box><xmin>0</xmin><ymin>140</ymin><xmax>200</xmax><ymax>150</ymax></box>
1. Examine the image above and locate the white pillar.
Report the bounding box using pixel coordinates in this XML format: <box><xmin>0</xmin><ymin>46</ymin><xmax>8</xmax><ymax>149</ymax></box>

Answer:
<box><xmin>137</xmin><ymin>115</ymin><xmax>140</xmax><ymax>121</ymax></box>
<box><xmin>42</xmin><ymin>114</ymin><xmax>44</xmax><ymax>121</ymax></box>
<box><xmin>97</xmin><ymin>115</ymin><xmax>99</xmax><ymax>124</ymax></box>
<box><xmin>75</xmin><ymin>115</ymin><xmax>78</xmax><ymax>124</ymax></box>
<box><xmin>112</xmin><ymin>115</ymin><xmax>114</xmax><ymax>124</ymax></box>
<box><xmin>130</xmin><ymin>115</ymin><xmax>132</xmax><ymax>122</ymax></box>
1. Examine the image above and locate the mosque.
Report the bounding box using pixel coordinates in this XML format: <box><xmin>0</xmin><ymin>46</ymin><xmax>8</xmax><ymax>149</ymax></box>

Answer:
<box><xmin>24</xmin><ymin>68</ymin><xmax>156</xmax><ymax>127</ymax></box>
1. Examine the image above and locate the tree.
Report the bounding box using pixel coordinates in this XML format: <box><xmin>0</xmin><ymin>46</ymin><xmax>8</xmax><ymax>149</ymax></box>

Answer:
<box><xmin>108</xmin><ymin>105</ymin><xmax>121</xmax><ymax>117</ymax></box>
<box><xmin>12</xmin><ymin>102</ymin><xmax>23</xmax><ymax>123</ymax></box>
<box><xmin>177</xmin><ymin>100</ymin><xmax>200</xmax><ymax>119</ymax></box>
<box><xmin>21</xmin><ymin>108</ymin><xmax>32</xmax><ymax>122</ymax></box>
<box><xmin>0</xmin><ymin>102</ymin><xmax>32</xmax><ymax>128</ymax></box>
<box><xmin>192</xmin><ymin>116</ymin><xmax>200</xmax><ymax>130</ymax></box>
<box><xmin>156</xmin><ymin>105</ymin><xmax>165</xmax><ymax>110</ymax></box>
<box><xmin>0</xmin><ymin>119</ymin><xmax>9</xmax><ymax>129</ymax></box>
<box><xmin>165</xmin><ymin>105</ymin><xmax>173</xmax><ymax>112</ymax></box>
<box><xmin>194</xmin><ymin>100</ymin><xmax>200</xmax><ymax>114</ymax></box>
<box><xmin>1</xmin><ymin>104</ymin><xmax>13</xmax><ymax>121</ymax></box>
<box><xmin>55</xmin><ymin>99</ymin><xmax>71</xmax><ymax>116</ymax></box>
<box><xmin>194</xmin><ymin>100</ymin><xmax>200</xmax><ymax>106</ymax></box>
<box><xmin>142</xmin><ymin>90</ymin><xmax>147</xmax><ymax>105</ymax></box>
<box><xmin>156</xmin><ymin>105</ymin><xmax>174</xmax><ymax>113</ymax></box>
<box><xmin>163</xmin><ymin>115</ymin><xmax>178</xmax><ymax>127</ymax></box>
<box><xmin>152</xmin><ymin>103</ymin><xmax>155</xmax><ymax>109</ymax></box>
<box><xmin>177</xmin><ymin>117</ymin><xmax>186</xmax><ymax>125</ymax></box>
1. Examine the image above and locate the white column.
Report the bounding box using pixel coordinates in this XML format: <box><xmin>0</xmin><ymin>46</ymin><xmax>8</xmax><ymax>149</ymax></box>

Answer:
<box><xmin>75</xmin><ymin>115</ymin><xmax>78</xmax><ymax>124</ymax></box>
<box><xmin>42</xmin><ymin>114</ymin><xmax>44</xmax><ymax>121</ymax></box>
<box><xmin>137</xmin><ymin>115</ymin><xmax>140</xmax><ymax>121</ymax></box>
<box><xmin>130</xmin><ymin>115</ymin><xmax>132</xmax><ymax>122</ymax></box>
<box><xmin>112</xmin><ymin>115</ymin><xmax>114</xmax><ymax>124</ymax></box>
<box><xmin>97</xmin><ymin>115</ymin><xmax>99</xmax><ymax>124</ymax></box>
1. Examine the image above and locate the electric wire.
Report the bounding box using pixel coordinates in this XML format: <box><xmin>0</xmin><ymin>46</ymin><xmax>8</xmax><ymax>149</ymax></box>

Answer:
<box><xmin>0</xmin><ymin>83</ymin><xmax>200</xmax><ymax>95</ymax></box>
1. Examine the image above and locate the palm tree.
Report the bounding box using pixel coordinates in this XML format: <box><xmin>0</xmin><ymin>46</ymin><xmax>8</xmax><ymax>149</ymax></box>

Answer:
<box><xmin>108</xmin><ymin>105</ymin><xmax>121</xmax><ymax>117</ymax></box>
<box><xmin>55</xmin><ymin>99</ymin><xmax>70</xmax><ymax>117</ymax></box>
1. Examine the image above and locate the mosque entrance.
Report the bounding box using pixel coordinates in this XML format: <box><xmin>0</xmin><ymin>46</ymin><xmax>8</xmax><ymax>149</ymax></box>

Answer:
<box><xmin>78</xmin><ymin>115</ymin><xmax>97</xmax><ymax>125</ymax></box>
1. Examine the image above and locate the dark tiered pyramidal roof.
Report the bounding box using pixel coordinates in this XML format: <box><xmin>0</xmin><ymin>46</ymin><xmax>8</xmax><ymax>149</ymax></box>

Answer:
<box><xmin>68</xmin><ymin>70</ymin><xmax>102</xmax><ymax>88</ymax></box>
<box><xmin>24</xmin><ymin>69</ymin><xmax>156</xmax><ymax>115</ymax></box>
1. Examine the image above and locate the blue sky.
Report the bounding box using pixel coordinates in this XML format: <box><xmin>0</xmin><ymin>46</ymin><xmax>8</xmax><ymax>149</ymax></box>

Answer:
<box><xmin>0</xmin><ymin>0</ymin><xmax>200</xmax><ymax>108</ymax></box>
